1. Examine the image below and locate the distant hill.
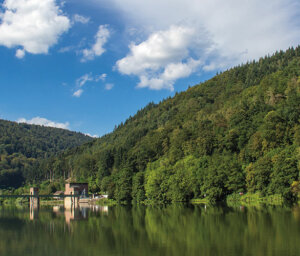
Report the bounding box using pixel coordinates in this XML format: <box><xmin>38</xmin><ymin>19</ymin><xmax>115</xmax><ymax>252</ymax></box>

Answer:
<box><xmin>10</xmin><ymin>46</ymin><xmax>300</xmax><ymax>202</ymax></box>
<box><xmin>0</xmin><ymin>119</ymin><xmax>93</xmax><ymax>188</ymax></box>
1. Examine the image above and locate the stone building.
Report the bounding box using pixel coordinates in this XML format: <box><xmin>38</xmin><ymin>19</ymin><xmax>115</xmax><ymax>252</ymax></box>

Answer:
<box><xmin>64</xmin><ymin>183</ymin><xmax>88</xmax><ymax>208</ymax></box>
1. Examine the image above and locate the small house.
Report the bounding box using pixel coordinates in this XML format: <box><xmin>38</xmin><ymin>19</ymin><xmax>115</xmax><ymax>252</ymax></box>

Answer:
<box><xmin>65</xmin><ymin>183</ymin><xmax>89</xmax><ymax>197</ymax></box>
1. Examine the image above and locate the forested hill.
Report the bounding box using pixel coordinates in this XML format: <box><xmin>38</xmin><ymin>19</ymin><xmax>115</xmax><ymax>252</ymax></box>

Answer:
<box><xmin>0</xmin><ymin>119</ymin><xmax>93</xmax><ymax>188</ymax></box>
<box><xmin>30</xmin><ymin>46</ymin><xmax>300</xmax><ymax>201</ymax></box>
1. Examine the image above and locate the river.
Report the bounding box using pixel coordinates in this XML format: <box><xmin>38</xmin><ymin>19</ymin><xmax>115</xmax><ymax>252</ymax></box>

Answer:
<box><xmin>0</xmin><ymin>203</ymin><xmax>299</xmax><ymax>256</ymax></box>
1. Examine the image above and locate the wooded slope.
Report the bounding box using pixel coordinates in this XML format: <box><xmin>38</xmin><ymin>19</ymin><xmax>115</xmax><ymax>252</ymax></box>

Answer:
<box><xmin>23</xmin><ymin>47</ymin><xmax>300</xmax><ymax>201</ymax></box>
<box><xmin>0</xmin><ymin>120</ymin><xmax>92</xmax><ymax>188</ymax></box>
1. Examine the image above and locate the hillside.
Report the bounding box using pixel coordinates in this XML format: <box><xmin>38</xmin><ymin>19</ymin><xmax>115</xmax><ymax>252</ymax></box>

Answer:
<box><xmin>0</xmin><ymin>120</ymin><xmax>93</xmax><ymax>188</ymax></box>
<box><xmin>32</xmin><ymin>47</ymin><xmax>300</xmax><ymax>201</ymax></box>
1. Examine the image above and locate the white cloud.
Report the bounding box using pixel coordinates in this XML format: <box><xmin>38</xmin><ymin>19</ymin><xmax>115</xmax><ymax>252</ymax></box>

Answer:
<box><xmin>85</xmin><ymin>133</ymin><xmax>99</xmax><ymax>138</ymax></box>
<box><xmin>81</xmin><ymin>24</ymin><xmax>111</xmax><ymax>61</ymax></box>
<box><xmin>15</xmin><ymin>49</ymin><xmax>25</xmax><ymax>59</ymax></box>
<box><xmin>105</xmin><ymin>83</ymin><xmax>114</xmax><ymax>90</ymax></box>
<box><xmin>161</xmin><ymin>59</ymin><xmax>201</xmax><ymax>81</ymax></box>
<box><xmin>73</xmin><ymin>73</ymin><xmax>107</xmax><ymax>97</ymax></box>
<box><xmin>73</xmin><ymin>14</ymin><xmax>90</xmax><ymax>24</ymax></box>
<box><xmin>76</xmin><ymin>73</ymin><xmax>106</xmax><ymax>87</ymax></box>
<box><xmin>117</xmin><ymin>26</ymin><xmax>195</xmax><ymax>75</ymax></box>
<box><xmin>137</xmin><ymin>58</ymin><xmax>201</xmax><ymax>90</ymax></box>
<box><xmin>95</xmin><ymin>73</ymin><xmax>107</xmax><ymax>82</ymax></box>
<box><xmin>17</xmin><ymin>116</ymin><xmax>69</xmax><ymax>129</ymax></box>
<box><xmin>58</xmin><ymin>45</ymin><xmax>74</xmax><ymax>53</ymax></box>
<box><xmin>117</xmin><ymin>25</ymin><xmax>203</xmax><ymax>90</ymax></box>
<box><xmin>76</xmin><ymin>73</ymin><xmax>94</xmax><ymax>87</ymax></box>
<box><xmin>73</xmin><ymin>89</ymin><xmax>83</xmax><ymax>97</ymax></box>
<box><xmin>111</xmin><ymin>0</ymin><xmax>300</xmax><ymax>90</ymax></box>
<box><xmin>137</xmin><ymin>59</ymin><xmax>202</xmax><ymax>91</ymax></box>
<box><xmin>0</xmin><ymin>0</ymin><xmax>71</xmax><ymax>57</ymax></box>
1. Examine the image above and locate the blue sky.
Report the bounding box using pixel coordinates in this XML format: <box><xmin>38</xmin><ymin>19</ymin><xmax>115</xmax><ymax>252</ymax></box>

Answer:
<box><xmin>0</xmin><ymin>0</ymin><xmax>299</xmax><ymax>137</ymax></box>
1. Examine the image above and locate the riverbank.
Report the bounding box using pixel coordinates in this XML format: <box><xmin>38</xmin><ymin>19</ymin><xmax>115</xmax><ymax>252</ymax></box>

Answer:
<box><xmin>0</xmin><ymin>197</ymin><xmax>64</xmax><ymax>206</ymax></box>
<box><xmin>1</xmin><ymin>191</ymin><xmax>298</xmax><ymax>207</ymax></box>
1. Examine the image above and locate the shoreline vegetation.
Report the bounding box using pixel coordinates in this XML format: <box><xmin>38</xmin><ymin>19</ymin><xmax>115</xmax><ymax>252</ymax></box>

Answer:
<box><xmin>226</xmin><ymin>193</ymin><xmax>288</xmax><ymax>206</ymax></box>
<box><xmin>0</xmin><ymin>188</ymin><xmax>299</xmax><ymax>207</ymax></box>
<box><xmin>0</xmin><ymin>195</ymin><xmax>298</xmax><ymax>208</ymax></box>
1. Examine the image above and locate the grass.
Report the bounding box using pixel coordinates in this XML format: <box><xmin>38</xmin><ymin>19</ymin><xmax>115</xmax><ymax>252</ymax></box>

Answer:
<box><xmin>95</xmin><ymin>198</ymin><xmax>118</xmax><ymax>206</ymax></box>
<box><xmin>190</xmin><ymin>198</ymin><xmax>210</xmax><ymax>204</ymax></box>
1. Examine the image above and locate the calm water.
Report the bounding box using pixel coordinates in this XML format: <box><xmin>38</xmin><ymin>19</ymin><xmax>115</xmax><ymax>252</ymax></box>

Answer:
<box><xmin>0</xmin><ymin>204</ymin><xmax>299</xmax><ymax>256</ymax></box>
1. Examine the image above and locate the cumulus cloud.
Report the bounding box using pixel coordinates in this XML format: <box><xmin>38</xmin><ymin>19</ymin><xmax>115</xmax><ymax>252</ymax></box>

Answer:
<box><xmin>73</xmin><ymin>14</ymin><xmax>90</xmax><ymax>24</ymax></box>
<box><xmin>17</xmin><ymin>116</ymin><xmax>69</xmax><ymax>129</ymax></box>
<box><xmin>117</xmin><ymin>26</ymin><xmax>195</xmax><ymax>75</ymax></box>
<box><xmin>81</xmin><ymin>25</ymin><xmax>111</xmax><ymax>61</ymax></box>
<box><xmin>0</xmin><ymin>0</ymin><xmax>71</xmax><ymax>57</ymax></box>
<box><xmin>161</xmin><ymin>59</ymin><xmax>202</xmax><ymax>81</ymax></box>
<box><xmin>117</xmin><ymin>25</ymin><xmax>203</xmax><ymax>90</ymax></box>
<box><xmin>137</xmin><ymin>58</ymin><xmax>202</xmax><ymax>90</ymax></box>
<box><xmin>73</xmin><ymin>73</ymin><xmax>107</xmax><ymax>97</ymax></box>
<box><xmin>111</xmin><ymin>0</ymin><xmax>300</xmax><ymax>90</ymax></box>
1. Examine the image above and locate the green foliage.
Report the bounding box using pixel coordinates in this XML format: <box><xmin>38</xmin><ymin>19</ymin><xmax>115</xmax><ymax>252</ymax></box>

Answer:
<box><xmin>291</xmin><ymin>181</ymin><xmax>300</xmax><ymax>196</ymax></box>
<box><xmin>268</xmin><ymin>147</ymin><xmax>298</xmax><ymax>199</ymax></box>
<box><xmin>144</xmin><ymin>159</ymin><xmax>172</xmax><ymax>203</ymax></box>
<box><xmin>4</xmin><ymin>46</ymin><xmax>300</xmax><ymax>202</ymax></box>
<box><xmin>0</xmin><ymin>119</ymin><xmax>92</xmax><ymax>188</ymax></box>
<box><xmin>0</xmin><ymin>169</ymin><xmax>24</xmax><ymax>189</ymax></box>
<box><xmin>132</xmin><ymin>172</ymin><xmax>146</xmax><ymax>202</ymax></box>
<box><xmin>168</xmin><ymin>156</ymin><xmax>198</xmax><ymax>201</ymax></box>
<box><xmin>115</xmin><ymin>167</ymin><xmax>133</xmax><ymax>202</ymax></box>
<box><xmin>246</xmin><ymin>155</ymin><xmax>272</xmax><ymax>195</ymax></box>
<box><xmin>100</xmin><ymin>176</ymin><xmax>115</xmax><ymax>199</ymax></box>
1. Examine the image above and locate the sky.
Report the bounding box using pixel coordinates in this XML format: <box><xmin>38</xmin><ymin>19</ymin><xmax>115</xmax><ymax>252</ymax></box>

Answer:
<box><xmin>0</xmin><ymin>0</ymin><xmax>299</xmax><ymax>137</ymax></box>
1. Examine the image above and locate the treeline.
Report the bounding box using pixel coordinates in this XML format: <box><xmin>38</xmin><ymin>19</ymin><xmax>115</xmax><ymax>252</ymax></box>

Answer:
<box><xmin>0</xmin><ymin>120</ymin><xmax>93</xmax><ymax>189</ymax></box>
<box><xmin>18</xmin><ymin>47</ymin><xmax>300</xmax><ymax>202</ymax></box>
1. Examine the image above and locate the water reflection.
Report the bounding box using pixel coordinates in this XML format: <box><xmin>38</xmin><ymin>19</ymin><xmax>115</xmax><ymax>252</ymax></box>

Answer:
<box><xmin>30</xmin><ymin>204</ymin><xmax>109</xmax><ymax>224</ymax></box>
<box><xmin>29</xmin><ymin>204</ymin><xmax>39</xmax><ymax>220</ymax></box>
<box><xmin>65</xmin><ymin>207</ymin><xmax>85</xmax><ymax>224</ymax></box>
<box><xmin>0</xmin><ymin>204</ymin><xmax>299</xmax><ymax>256</ymax></box>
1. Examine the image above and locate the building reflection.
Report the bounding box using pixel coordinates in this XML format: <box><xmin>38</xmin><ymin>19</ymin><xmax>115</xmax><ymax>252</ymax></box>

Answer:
<box><xmin>64</xmin><ymin>207</ymin><xmax>86</xmax><ymax>224</ymax></box>
<box><xmin>64</xmin><ymin>205</ymin><xmax>108</xmax><ymax>224</ymax></box>
<box><xmin>90</xmin><ymin>205</ymin><xmax>109</xmax><ymax>215</ymax></box>
<box><xmin>29</xmin><ymin>204</ymin><xmax>39</xmax><ymax>220</ymax></box>
<box><xmin>29</xmin><ymin>204</ymin><xmax>109</xmax><ymax>223</ymax></box>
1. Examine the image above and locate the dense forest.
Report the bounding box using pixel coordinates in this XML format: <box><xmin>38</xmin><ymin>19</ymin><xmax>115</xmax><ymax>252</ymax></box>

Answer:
<box><xmin>0</xmin><ymin>120</ymin><xmax>92</xmax><ymax>189</ymax></box>
<box><xmin>3</xmin><ymin>46</ymin><xmax>300</xmax><ymax>202</ymax></box>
